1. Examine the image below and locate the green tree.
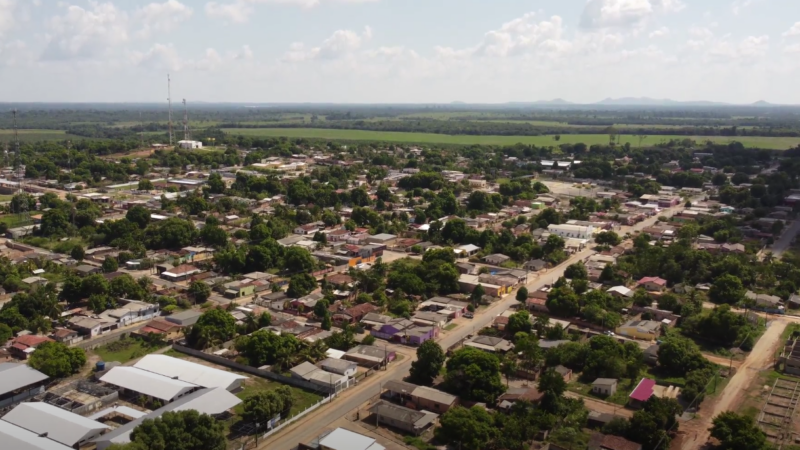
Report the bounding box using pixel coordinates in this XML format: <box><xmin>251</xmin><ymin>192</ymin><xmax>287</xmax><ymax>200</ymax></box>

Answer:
<box><xmin>241</xmin><ymin>386</ymin><xmax>294</xmax><ymax>427</ymax></box>
<box><xmin>199</xmin><ymin>225</ymin><xmax>228</xmax><ymax>247</ymax></box>
<box><xmin>409</xmin><ymin>340</ymin><xmax>446</xmax><ymax>385</ymax></box>
<box><xmin>444</xmin><ymin>347</ymin><xmax>506</xmax><ymax>403</ymax></box>
<box><xmin>435</xmin><ymin>406</ymin><xmax>498</xmax><ymax>450</ymax></box>
<box><xmin>70</xmin><ymin>245</ymin><xmax>85</xmax><ymax>261</ymax></box>
<box><xmin>710</xmin><ymin>411</ymin><xmax>770</xmax><ymax>450</ymax></box>
<box><xmin>129</xmin><ymin>410</ymin><xmax>226</xmax><ymax>450</ymax></box>
<box><xmin>40</xmin><ymin>209</ymin><xmax>70</xmax><ymax>236</ymax></box>
<box><xmin>506</xmin><ymin>310</ymin><xmax>532</xmax><ymax>335</ymax></box>
<box><xmin>102</xmin><ymin>257</ymin><xmax>119</xmax><ymax>273</ymax></box>
<box><xmin>283</xmin><ymin>247</ymin><xmax>316</xmax><ymax>273</ymax></box>
<box><xmin>187</xmin><ymin>281</ymin><xmax>211</xmax><ymax>304</ymax></box>
<box><xmin>595</xmin><ymin>231</ymin><xmax>622</xmax><ymax>246</ymax></box>
<box><xmin>187</xmin><ymin>309</ymin><xmax>236</xmax><ymax>349</ymax></box>
<box><xmin>28</xmin><ymin>341</ymin><xmax>86</xmax><ymax>378</ymax></box>
<box><xmin>708</xmin><ymin>274</ymin><xmax>745</xmax><ymax>305</ymax></box>
<box><xmin>126</xmin><ymin>205</ymin><xmax>151</xmax><ymax>229</ymax></box>
<box><xmin>287</xmin><ymin>273</ymin><xmax>317</xmax><ymax>298</ymax></box>
<box><xmin>516</xmin><ymin>286</ymin><xmax>528</xmax><ymax>302</ymax></box>
<box><xmin>470</xmin><ymin>284</ymin><xmax>485</xmax><ymax>305</ymax></box>
<box><xmin>138</xmin><ymin>179</ymin><xmax>154</xmax><ymax>191</ymax></box>
<box><xmin>207</xmin><ymin>173</ymin><xmax>226</xmax><ymax>194</ymax></box>
<box><xmin>81</xmin><ymin>274</ymin><xmax>110</xmax><ymax>298</ymax></box>
<box><xmin>0</xmin><ymin>323</ymin><xmax>12</xmax><ymax>343</ymax></box>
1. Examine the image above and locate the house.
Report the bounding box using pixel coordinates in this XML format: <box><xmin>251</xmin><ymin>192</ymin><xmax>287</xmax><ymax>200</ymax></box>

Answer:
<box><xmin>554</xmin><ymin>365</ymin><xmax>573</xmax><ymax>382</ymax></box>
<box><xmin>136</xmin><ymin>319</ymin><xmax>183</xmax><ymax>340</ymax></box>
<box><xmin>68</xmin><ymin>316</ymin><xmax>118</xmax><ymax>337</ymax></box>
<box><xmin>294</xmin><ymin>224</ymin><xmax>320</xmax><ymax>235</ymax></box>
<box><xmin>320</xmin><ymin>358</ymin><xmax>358</xmax><ymax>377</ymax></box>
<box><xmin>367</xmin><ymin>233</ymin><xmax>397</xmax><ymax>245</ymax></box>
<box><xmin>497</xmin><ymin>387</ymin><xmax>544</xmax><ymax>408</ymax></box>
<box><xmin>636</xmin><ymin>276</ymin><xmax>667</xmax><ymax>292</ymax></box>
<box><xmin>411</xmin><ymin>311</ymin><xmax>449</xmax><ymax>328</ymax></box>
<box><xmin>223</xmin><ymin>280</ymin><xmax>256</xmax><ymax>298</ymax></box>
<box><xmin>616</xmin><ymin>320</ymin><xmax>661</xmax><ymax>341</ymax></box>
<box><xmin>592</xmin><ymin>378</ymin><xmax>618</xmax><ymax>397</ymax></box>
<box><xmin>299</xmin><ymin>427</ymin><xmax>386</xmax><ymax>450</ymax></box>
<box><xmin>334</xmin><ymin>303</ymin><xmax>379</xmax><ymax>324</ymax></box>
<box><xmin>21</xmin><ymin>276</ymin><xmax>48</xmax><ymax>288</ymax></box>
<box><xmin>50</xmin><ymin>328</ymin><xmax>82</xmax><ymax>345</ymax></box>
<box><xmin>344</xmin><ymin>345</ymin><xmax>396</xmax><ymax>367</ymax></box>
<box><xmin>99</xmin><ymin>299</ymin><xmax>160</xmax><ymax>327</ymax></box>
<box><xmin>523</xmin><ymin>259</ymin><xmax>547</xmax><ymax>272</ymax></box>
<box><xmin>607</xmin><ymin>286</ymin><xmax>633</xmax><ymax>298</ymax></box>
<box><xmin>484</xmin><ymin>254</ymin><xmax>511</xmax><ymax>265</ymax></box>
<box><xmin>746</xmin><ymin>291</ymin><xmax>784</xmax><ymax>309</ymax></box>
<box><xmin>789</xmin><ymin>294</ymin><xmax>800</xmax><ymax>309</ymax></box>
<box><xmin>588</xmin><ymin>432</ymin><xmax>642</xmax><ymax>450</ymax></box>
<box><xmin>1</xmin><ymin>402</ymin><xmax>110</xmax><ymax>448</ymax></box>
<box><xmin>74</xmin><ymin>264</ymin><xmax>101</xmax><ymax>277</ymax></box>
<box><xmin>0</xmin><ymin>363</ymin><xmax>49</xmax><ymax>407</ymax></box>
<box><xmin>160</xmin><ymin>264</ymin><xmax>202</xmax><ymax>282</ymax></box>
<box><xmin>165</xmin><ymin>310</ymin><xmax>203</xmax><ymax>327</ymax></box>
<box><xmin>548</xmin><ymin>223</ymin><xmax>595</xmax><ymax>240</ymax></box>
<box><xmin>457</xmin><ymin>244</ymin><xmax>481</xmax><ymax>256</ymax></box>
<box><xmin>628</xmin><ymin>378</ymin><xmax>656</xmax><ymax>408</ymax></box>
<box><xmin>9</xmin><ymin>335</ymin><xmax>53</xmax><ymax>360</ymax></box>
<box><xmin>382</xmin><ymin>380</ymin><xmax>458</xmax><ymax>412</ymax></box>
<box><xmin>368</xmin><ymin>400</ymin><xmax>437</xmax><ymax>435</ymax></box>
<box><xmin>464</xmin><ymin>335</ymin><xmax>514</xmax><ymax>353</ymax></box>
<box><xmin>371</xmin><ymin>319</ymin><xmax>436</xmax><ymax>345</ymax></box>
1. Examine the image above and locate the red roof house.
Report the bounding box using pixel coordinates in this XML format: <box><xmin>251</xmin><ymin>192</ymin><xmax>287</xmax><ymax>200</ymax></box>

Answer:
<box><xmin>10</xmin><ymin>335</ymin><xmax>54</xmax><ymax>360</ymax></box>
<box><xmin>628</xmin><ymin>378</ymin><xmax>656</xmax><ymax>408</ymax></box>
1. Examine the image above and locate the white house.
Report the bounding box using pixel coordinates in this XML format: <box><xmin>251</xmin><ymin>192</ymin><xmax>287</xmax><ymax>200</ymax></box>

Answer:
<box><xmin>99</xmin><ymin>300</ymin><xmax>159</xmax><ymax>327</ymax></box>
<box><xmin>547</xmin><ymin>224</ymin><xmax>595</xmax><ymax>240</ymax></box>
<box><xmin>319</xmin><ymin>358</ymin><xmax>358</xmax><ymax>377</ymax></box>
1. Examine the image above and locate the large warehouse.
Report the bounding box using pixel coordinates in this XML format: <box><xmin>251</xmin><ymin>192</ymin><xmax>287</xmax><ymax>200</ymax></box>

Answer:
<box><xmin>100</xmin><ymin>366</ymin><xmax>200</xmax><ymax>403</ymax></box>
<box><xmin>133</xmin><ymin>354</ymin><xmax>247</xmax><ymax>392</ymax></box>
<box><xmin>2</xmin><ymin>402</ymin><xmax>109</xmax><ymax>448</ymax></box>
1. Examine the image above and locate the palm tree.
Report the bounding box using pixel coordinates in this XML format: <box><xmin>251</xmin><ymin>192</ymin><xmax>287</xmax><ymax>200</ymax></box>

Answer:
<box><xmin>242</xmin><ymin>312</ymin><xmax>259</xmax><ymax>334</ymax></box>
<box><xmin>304</xmin><ymin>340</ymin><xmax>329</xmax><ymax>362</ymax></box>
<box><xmin>501</xmin><ymin>354</ymin><xmax>518</xmax><ymax>388</ymax></box>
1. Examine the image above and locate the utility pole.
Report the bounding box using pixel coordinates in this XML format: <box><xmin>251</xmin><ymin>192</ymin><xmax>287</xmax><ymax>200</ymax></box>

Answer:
<box><xmin>167</xmin><ymin>74</ymin><xmax>174</xmax><ymax>146</ymax></box>
<box><xmin>139</xmin><ymin>111</ymin><xmax>144</xmax><ymax>148</ymax></box>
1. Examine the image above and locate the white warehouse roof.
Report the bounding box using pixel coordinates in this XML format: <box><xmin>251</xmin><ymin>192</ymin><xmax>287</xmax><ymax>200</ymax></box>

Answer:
<box><xmin>1</xmin><ymin>403</ymin><xmax>110</xmax><ymax>447</ymax></box>
<box><xmin>0</xmin><ymin>363</ymin><xmax>48</xmax><ymax>396</ymax></box>
<box><xmin>100</xmin><ymin>366</ymin><xmax>198</xmax><ymax>402</ymax></box>
<box><xmin>133</xmin><ymin>355</ymin><xmax>247</xmax><ymax>391</ymax></box>
<box><xmin>0</xmin><ymin>420</ymin><xmax>73</xmax><ymax>450</ymax></box>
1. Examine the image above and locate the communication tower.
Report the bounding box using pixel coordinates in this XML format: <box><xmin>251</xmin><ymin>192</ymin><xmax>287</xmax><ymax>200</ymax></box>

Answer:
<box><xmin>167</xmin><ymin>74</ymin><xmax>174</xmax><ymax>146</ymax></box>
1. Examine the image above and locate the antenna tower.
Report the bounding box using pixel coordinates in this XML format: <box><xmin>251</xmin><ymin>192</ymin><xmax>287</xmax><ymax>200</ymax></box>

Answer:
<box><xmin>182</xmin><ymin>99</ymin><xmax>190</xmax><ymax>141</ymax></box>
<box><xmin>167</xmin><ymin>74</ymin><xmax>174</xmax><ymax>146</ymax></box>
<box><xmin>139</xmin><ymin>112</ymin><xmax>144</xmax><ymax>148</ymax></box>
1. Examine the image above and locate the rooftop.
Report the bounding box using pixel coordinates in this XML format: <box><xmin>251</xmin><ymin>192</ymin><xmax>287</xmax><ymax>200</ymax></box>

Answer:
<box><xmin>630</xmin><ymin>378</ymin><xmax>656</xmax><ymax>402</ymax></box>
<box><xmin>133</xmin><ymin>355</ymin><xmax>247</xmax><ymax>389</ymax></box>
<box><xmin>0</xmin><ymin>363</ymin><xmax>48</xmax><ymax>395</ymax></box>
<box><xmin>316</xmin><ymin>427</ymin><xmax>385</xmax><ymax>450</ymax></box>
<box><xmin>0</xmin><ymin>420</ymin><xmax>73</xmax><ymax>450</ymax></box>
<box><xmin>2</xmin><ymin>402</ymin><xmax>110</xmax><ymax>447</ymax></box>
<box><xmin>100</xmin><ymin>366</ymin><xmax>198</xmax><ymax>402</ymax></box>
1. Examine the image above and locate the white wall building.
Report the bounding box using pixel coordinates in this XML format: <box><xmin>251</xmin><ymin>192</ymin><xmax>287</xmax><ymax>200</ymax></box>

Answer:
<box><xmin>547</xmin><ymin>224</ymin><xmax>596</xmax><ymax>240</ymax></box>
<box><xmin>178</xmin><ymin>140</ymin><xmax>203</xmax><ymax>149</ymax></box>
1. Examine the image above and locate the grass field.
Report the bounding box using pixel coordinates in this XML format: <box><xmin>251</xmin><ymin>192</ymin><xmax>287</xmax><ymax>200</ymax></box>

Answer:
<box><xmin>0</xmin><ymin>214</ymin><xmax>33</xmax><ymax>229</ymax></box>
<box><xmin>92</xmin><ymin>337</ymin><xmax>166</xmax><ymax>363</ymax></box>
<box><xmin>0</xmin><ymin>129</ymin><xmax>85</xmax><ymax>142</ymax></box>
<box><xmin>223</xmin><ymin>127</ymin><xmax>800</xmax><ymax>149</ymax></box>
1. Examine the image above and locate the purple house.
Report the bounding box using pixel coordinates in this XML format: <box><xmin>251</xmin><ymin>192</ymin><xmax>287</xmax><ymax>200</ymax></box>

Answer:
<box><xmin>628</xmin><ymin>378</ymin><xmax>656</xmax><ymax>408</ymax></box>
<box><xmin>371</xmin><ymin>319</ymin><xmax>437</xmax><ymax>345</ymax></box>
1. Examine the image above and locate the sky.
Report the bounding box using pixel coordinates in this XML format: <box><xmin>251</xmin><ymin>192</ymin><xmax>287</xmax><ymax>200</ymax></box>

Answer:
<box><xmin>0</xmin><ymin>0</ymin><xmax>799</xmax><ymax>104</ymax></box>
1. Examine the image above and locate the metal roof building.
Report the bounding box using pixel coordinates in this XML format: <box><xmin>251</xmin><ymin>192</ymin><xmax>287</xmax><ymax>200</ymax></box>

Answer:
<box><xmin>317</xmin><ymin>427</ymin><xmax>386</xmax><ymax>450</ymax></box>
<box><xmin>100</xmin><ymin>366</ymin><xmax>199</xmax><ymax>402</ymax></box>
<box><xmin>0</xmin><ymin>363</ymin><xmax>49</xmax><ymax>397</ymax></box>
<box><xmin>0</xmin><ymin>420</ymin><xmax>73</xmax><ymax>450</ymax></box>
<box><xmin>133</xmin><ymin>355</ymin><xmax>247</xmax><ymax>392</ymax></box>
<box><xmin>94</xmin><ymin>387</ymin><xmax>241</xmax><ymax>450</ymax></box>
<box><xmin>2</xmin><ymin>402</ymin><xmax>110</xmax><ymax>447</ymax></box>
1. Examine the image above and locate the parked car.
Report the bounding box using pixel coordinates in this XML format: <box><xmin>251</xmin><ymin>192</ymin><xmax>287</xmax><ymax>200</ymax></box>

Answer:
<box><xmin>464</xmin><ymin>312</ymin><xmax>474</xmax><ymax>319</ymax></box>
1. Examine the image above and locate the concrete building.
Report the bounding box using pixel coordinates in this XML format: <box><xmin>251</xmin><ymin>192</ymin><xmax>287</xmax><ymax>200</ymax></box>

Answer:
<box><xmin>464</xmin><ymin>335</ymin><xmax>514</xmax><ymax>353</ymax></box>
<box><xmin>100</xmin><ymin>366</ymin><xmax>200</xmax><ymax>403</ymax></box>
<box><xmin>299</xmin><ymin>427</ymin><xmax>386</xmax><ymax>450</ymax></box>
<box><xmin>616</xmin><ymin>320</ymin><xmax>661</xmax><ymax>341</ymax></box>
<box><xmin>344</xmin><ymin>345</ymin><xmax>396</xmax><ymax>367</ymax></box>
<box><xmin>592</xmin><ymin>378</ymin><xmax>618</xmax><ymax>397</ymax></box>
<box><xmin>320</xmin><ymin>358</ymin><xmax>358</xmax><ymax>377</ymax></box>
<box><xmin>547</xmin><ymin>223</ymin><xmax>595</xmax><ymax>240</ymax></box>
<box><xmin>1</xmin><ymin>402</ymin><xmax>110</xmax><ymax>448</ymax></box>
<box><xmin>177</xmin><ymin>140</ymin><xmax>203</xmax><ymax>149</ymax></box>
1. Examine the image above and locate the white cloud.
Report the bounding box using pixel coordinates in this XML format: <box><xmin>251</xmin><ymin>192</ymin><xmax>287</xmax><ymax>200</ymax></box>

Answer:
<box><xmin>41</xmin><ymin>2</ymin><xmax>130</xmax><ymax>60</ymax></box>
<box><xmin>784</xmin><ymin>43</ymin><xmax>800</xmax><ymax>54</ymax></box>
<box><xmin>579</xmin><ymin>0</ymin><xmax>684</xmax><ymax>29</ymax></box>
<box><xmin>136</xmin><ymin>1</ymin><xmax>193</xmax><ymax>38</ymax></box>
<box><xmin>689</xmin><ymin>26</ymin><xmax>713</xmax><ymax>38</ymax></box>
<box><xmin>205</xmin><ymin>0</ymin><xmax>379</xmax><ymax>23</ymax></box>
<box><xmin>0</xmin><ymin>0</ymin><xmax>18</xmax><ymax>38</ymax></box>
<box><xmin>649</xmin><ymin>26</ymin><xmax>669</xmax><ymax>38</ymax></box>
<box><xmin>0</xmin><ymin>39</ymin><xmax>31</xmax><ymax>67</ymax></box>
<box><xmin>784</xmin><ymin>22</ymin><xmax>800</xmax><ymax>37</ymax></box>
<box><xmin>283</xmin><ymin>26</ymin><xmax>372</xmax><ymax>62</ymax></box>
<box><xmin>732</xmin><ymin>0</ymin><xmax>759</xmax><ymax>15</ymax></box>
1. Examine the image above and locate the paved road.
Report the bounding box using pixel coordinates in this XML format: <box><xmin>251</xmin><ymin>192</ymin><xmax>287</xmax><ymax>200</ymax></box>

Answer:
<box><xmin>770</xmin><ymin>219</ymin><xmax>800</xmax><ymax>257</ymax></box>
<box><xmin>260</xmin><ymin>205</ymin><xmax>692</xmax><ymax>450</ymax></box>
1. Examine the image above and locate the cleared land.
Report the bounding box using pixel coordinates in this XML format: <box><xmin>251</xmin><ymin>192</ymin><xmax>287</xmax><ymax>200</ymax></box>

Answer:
<box><xmin>223</xmin><ymin>128</ymin><xmax>800</xmax><ymax>149</ymax></box>
<box><xmin>0</xmin><ymin>129</ymin><xmax>85</xmax><ymax>141</ymax></box>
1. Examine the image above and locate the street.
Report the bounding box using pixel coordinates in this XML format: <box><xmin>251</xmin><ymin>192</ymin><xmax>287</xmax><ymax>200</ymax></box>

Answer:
<box><xmin>259</xmin><ymin>204</ymin><xmax>688</xmax><ymax>449</ymax></box>
<box><xmin>770</xmin><ymin>218</ymin><xmax>800</xmax><ymax>257</ymax></box>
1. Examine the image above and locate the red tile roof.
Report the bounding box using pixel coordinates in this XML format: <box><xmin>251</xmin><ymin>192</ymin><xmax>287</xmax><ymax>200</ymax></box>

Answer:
<box><xmin>13</xmin><ymin>335</ymin><xmax>53</xmax><ymax>347</ymax></box>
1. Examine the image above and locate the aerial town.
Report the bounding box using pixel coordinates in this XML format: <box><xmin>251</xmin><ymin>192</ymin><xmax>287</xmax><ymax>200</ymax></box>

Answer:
<box><xmin>1</xmin><ymin>116</ymin><xmax>800</xmax><ymax>450</ymax></box>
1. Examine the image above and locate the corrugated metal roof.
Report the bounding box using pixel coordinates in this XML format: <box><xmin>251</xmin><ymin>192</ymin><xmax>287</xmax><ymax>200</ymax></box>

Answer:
<box><xmin>100</xmin><ymin>367</ymin><xmax>197</xmax><ymax>401</ymax></box>
<box><xmin>319</xmin><ymin>428</ymin><xmax>385</xmax><ymax>450</ymax></box>
<box><xmin>0</xmin><ymin>420</ymin><xmax>73</xmax><ymax>450</ymax></box>
<box><xmin>1</xmin><ymin>403</ymin><xmax>109</xmax><ymax>447</ymax></box>
<box><xmin>133</xmin><ymin>355</ymin><xmax>246</xmax><ymax>390</ymax></box>
<box><xmin>93</xmin><ymin>388</ymin><xmax>241</xmax><ymax>449</ymax></box>
<box><xmin>0</xmin><ymin>363</ymin><xmax>48</xmax><ymax>396</ymax></box>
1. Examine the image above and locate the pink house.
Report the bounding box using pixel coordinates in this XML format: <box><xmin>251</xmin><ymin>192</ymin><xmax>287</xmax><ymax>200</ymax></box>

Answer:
<box><xmin>637</xmin><ymin>276</ymin><xmax>667</xmax><ymax>292</ymax></box>
<box><xmin>629</xmin><ymin>378</ymin><xmax>656</xmax><ymax>408</ymax></box>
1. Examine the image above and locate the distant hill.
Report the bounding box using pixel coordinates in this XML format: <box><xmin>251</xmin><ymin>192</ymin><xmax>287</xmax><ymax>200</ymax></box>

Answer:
<box><xmin>593</xmin><ymin>97</ymin><xmax>729</xmax><ymax>107</ymax></box>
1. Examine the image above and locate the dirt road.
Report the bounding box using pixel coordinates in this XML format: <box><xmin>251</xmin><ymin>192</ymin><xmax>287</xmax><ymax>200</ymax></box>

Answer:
<box><xmin>679</xmin><ymin>319</ymin><xmax>788</xmax><ymax>450</ymax></box>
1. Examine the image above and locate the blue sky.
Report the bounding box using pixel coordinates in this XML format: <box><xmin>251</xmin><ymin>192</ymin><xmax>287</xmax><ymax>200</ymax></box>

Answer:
<box><xmin>0</xmin><ymin>0</ymin><xmax>799</xmax><ymax>103</ymax></box>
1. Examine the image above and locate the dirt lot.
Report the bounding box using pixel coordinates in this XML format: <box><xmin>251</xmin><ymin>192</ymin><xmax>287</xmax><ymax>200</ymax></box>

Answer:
<box><xmin>677</xmin><ymin>319</ymin><xmax>789</xmax><ymax>450</ymax></box>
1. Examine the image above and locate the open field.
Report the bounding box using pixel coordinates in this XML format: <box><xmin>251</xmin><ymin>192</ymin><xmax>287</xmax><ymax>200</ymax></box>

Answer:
<box><xmin>223</xmin><ymin>127</ymin><xmax>800</xmax><ymax>149</ymax></box>
<box><xmin>92</xmin><ymin>337</ymin><xmax>166</xmax><ymax>364</ymax></box>
<box><xmin>0</xmin><ymin>129</ymin><xmax>86</xmax><ymax>142</ymax></box>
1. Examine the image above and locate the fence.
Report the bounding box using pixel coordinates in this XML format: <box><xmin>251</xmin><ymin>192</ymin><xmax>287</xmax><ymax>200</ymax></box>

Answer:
<box><xmin>230</xmin><ymin>395</ymin><xmax>331</xmax><ymax>450</ymax></box>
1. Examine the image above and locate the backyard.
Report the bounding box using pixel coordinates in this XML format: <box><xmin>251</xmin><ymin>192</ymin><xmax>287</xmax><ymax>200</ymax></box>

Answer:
<box><xmin>92</xmin><ymin>337</ymin><xmax>168</xmax><ymax>364</ymax></box>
